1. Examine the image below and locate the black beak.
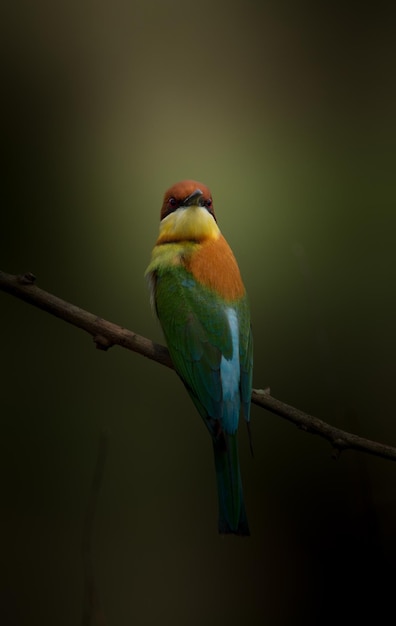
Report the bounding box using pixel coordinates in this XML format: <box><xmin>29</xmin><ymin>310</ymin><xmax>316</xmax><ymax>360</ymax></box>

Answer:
<box><xmin>183</xmin><ymin>189</ymin><xmax>204</xmax><ymax>207</ymax></box>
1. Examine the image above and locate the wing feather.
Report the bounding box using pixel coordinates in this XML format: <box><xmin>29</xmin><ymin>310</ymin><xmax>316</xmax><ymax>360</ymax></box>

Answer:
<box><xmin>153</xmin><ymin>265</ymin><xmax>250</xmax><ymax>436</ymax></box>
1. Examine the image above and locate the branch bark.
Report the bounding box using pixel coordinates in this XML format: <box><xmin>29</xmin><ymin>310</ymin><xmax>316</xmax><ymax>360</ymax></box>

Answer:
<box><xmin>1</xmin><ymin>269</ymin><xmax>395</xmax><ymax>462</ymax></box>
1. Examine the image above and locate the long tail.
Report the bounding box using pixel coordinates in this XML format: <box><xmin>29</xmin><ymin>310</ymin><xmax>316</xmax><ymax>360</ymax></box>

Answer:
<box><xmin>212</xmin><ymin>432</ymin><xmax>250</xmax><ymax>536</ymax></box>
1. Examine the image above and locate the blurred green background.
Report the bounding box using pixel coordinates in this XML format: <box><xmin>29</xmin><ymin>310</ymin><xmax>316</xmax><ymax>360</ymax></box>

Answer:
<box><xmin>1</xmin><ymin>1</ymin><xmax>396</xmax><ymax>624</ymax></box>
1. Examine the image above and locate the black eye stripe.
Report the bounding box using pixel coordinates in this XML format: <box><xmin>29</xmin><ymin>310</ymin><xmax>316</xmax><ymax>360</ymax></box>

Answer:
<box><xmin>161</xmin><ymin>194</ymin><xmax>216</xmax><ymax>221</ymax></box>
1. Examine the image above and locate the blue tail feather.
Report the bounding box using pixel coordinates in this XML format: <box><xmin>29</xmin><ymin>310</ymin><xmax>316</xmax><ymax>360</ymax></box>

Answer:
<box><xmin>212</xmin><ymin>433</ymin><xmax>250</xmax><ymax>536</ymax></box>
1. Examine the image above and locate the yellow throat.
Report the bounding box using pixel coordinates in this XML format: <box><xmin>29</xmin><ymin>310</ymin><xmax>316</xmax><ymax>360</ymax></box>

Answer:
<box><xmin>157</xmin><ymin>205</ymin><xmax>220</xmax><ymax>244</ymax></box>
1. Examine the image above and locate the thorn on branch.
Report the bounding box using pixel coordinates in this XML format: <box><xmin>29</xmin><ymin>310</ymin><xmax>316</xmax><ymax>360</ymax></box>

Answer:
<box><xmin>331</xmin><ymin>439</ymin><xmax>347</xmax><ymax>460</ymax></box>
<box><xmin>18</xmin><ymin>272</ymin><xmax>36</xmax><ymax>285</ymax></box>
<box><xmin>93</xmin><ymin>335</ymin><xmax>113</xmax><ymax>351</ymax></box>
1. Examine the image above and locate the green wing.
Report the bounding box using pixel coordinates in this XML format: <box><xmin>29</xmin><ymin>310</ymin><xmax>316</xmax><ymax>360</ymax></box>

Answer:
<box><xmin>152</xmin><ymin>264</ymin><xmax>251</xmax><ymax>437</ymax></box>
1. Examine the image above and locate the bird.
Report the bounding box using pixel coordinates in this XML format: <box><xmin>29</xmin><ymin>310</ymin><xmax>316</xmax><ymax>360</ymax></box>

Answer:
<box><xmin>145</xmin><ymin>180</ymin><xmax>253</xmax><ymax>535</ymax></box>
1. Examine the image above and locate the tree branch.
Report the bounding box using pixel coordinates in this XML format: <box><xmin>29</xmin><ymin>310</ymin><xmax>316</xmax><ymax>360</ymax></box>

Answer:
<box><xmin>1</xmin><ymin>269</ymin><xmax>395</xmax><ymax>462</ymax></box>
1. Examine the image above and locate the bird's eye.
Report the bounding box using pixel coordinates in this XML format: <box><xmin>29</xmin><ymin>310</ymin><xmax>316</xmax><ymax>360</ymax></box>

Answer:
<box><xmin>168</xmin><ymin>197</ymin><xmax>177</xmax><ymax>208</ymax></box>
<box><xmin>205</xmin><ymin>198</ymin><xmax>213</xmax><ymax>209</ymax></box>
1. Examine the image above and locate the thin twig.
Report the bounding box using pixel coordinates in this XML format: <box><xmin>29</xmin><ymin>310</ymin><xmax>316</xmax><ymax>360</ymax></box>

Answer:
<box><xmin>82</xmin><ymin>430</ymin><xmax>108</xmax><ymax>626</ymax></box>
<box><xmin>0</xmin><ymin>270</ymin><xmax>171</xmax><ymax>367</ymax></box>
<box><xmin>1</xmin><ymin>269</ymin><xmax>395</xmax><ymax>462</ymax></box>
<box><xmin>251</xmin><ymin>390</ymin><xmax>396</xmax><ymax>461</ymax></box>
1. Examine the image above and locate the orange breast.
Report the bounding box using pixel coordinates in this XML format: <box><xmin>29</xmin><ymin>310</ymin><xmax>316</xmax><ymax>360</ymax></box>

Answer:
<box><xmin>186</xmin><ymin>235</ymin><xmax>246</xmax><ymax>301</ymax></box>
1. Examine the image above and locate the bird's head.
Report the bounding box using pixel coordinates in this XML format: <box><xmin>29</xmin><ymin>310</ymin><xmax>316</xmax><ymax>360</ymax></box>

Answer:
<box><xmin>160</xmin><ymin>180</ymin><xmax>216</xmax><ymax>221</ymax></box>
<box><xmin>157</xmin><ymin>180</ymin><xmax>219</xmax><ymax>244</ymax></box>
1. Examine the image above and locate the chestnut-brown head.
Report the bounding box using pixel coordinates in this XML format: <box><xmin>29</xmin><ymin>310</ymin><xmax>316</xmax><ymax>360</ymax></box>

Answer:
<box><xmin>160</xmin><ymin>180</ymin><xmax>216</xmax><ymax>221</ymax></box>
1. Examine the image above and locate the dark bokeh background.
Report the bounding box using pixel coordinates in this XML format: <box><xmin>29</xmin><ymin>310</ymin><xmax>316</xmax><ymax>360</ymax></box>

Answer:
<box><xmin>1</xmin><ymin>1</ymin><xmax>396</xmax><ymax>624</ymax></box>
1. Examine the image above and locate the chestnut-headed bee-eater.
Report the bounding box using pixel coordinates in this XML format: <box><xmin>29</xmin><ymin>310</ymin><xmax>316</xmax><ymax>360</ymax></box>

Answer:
<box><xmin>146</xmin><ymin>180</ymin><xmax>253</xmax><ymax>535</ymax></box>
